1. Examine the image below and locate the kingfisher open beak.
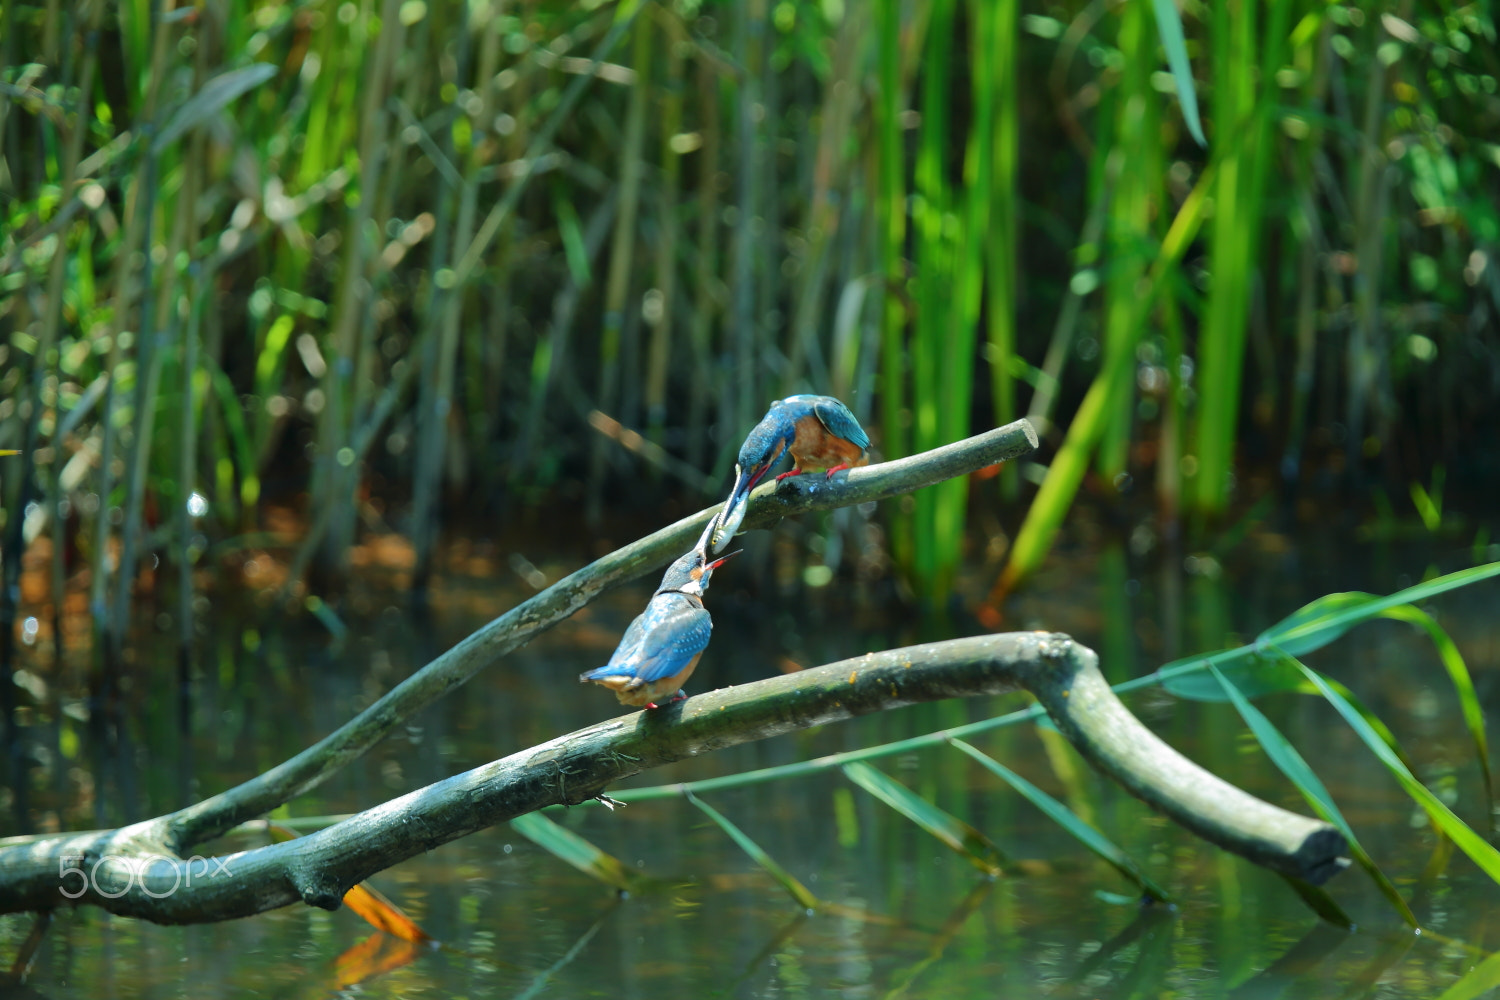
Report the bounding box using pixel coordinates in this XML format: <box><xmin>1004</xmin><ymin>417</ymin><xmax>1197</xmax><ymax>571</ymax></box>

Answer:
<box><xmin>687</xmin><ymin>548</ymin><xmax>739</xmax><ymax>594</ymax></box>
<box><xmin>705</xmin><ymin>549</ymin><xmax>740</xmax><ymax>573</ymax></box>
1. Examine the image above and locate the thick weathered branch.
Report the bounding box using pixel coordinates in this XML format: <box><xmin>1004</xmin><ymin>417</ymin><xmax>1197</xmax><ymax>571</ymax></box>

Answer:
<box><xmin>161</xmin><ymin>418</ymin><xmax>1038</xmax><ymax>849</ymax></box>
<box><xmin>0</xmin><ymin>632</ymin><xmax>1345</xmax><ymax>922</ymax></box>
<box><xmin>1021</xmin><ymin>639</ymin><xmax>1349</xmax><ymax>885</ymax></box>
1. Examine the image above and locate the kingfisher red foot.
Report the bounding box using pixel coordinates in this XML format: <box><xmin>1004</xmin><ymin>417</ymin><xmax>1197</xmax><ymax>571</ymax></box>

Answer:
<box><xmin>710</xmin><ymin>394</ymin><xmax>870</xmax><ymax>553</ymax></box>
<box><xmin>642</xmin><ymin>690</ymin><xmax>688</xmax><ymax>710</ymax></box>
<box><xmin>580</xmin><ymin>530</ymin><xmax>737</xmax><ymax>708</ymax></box>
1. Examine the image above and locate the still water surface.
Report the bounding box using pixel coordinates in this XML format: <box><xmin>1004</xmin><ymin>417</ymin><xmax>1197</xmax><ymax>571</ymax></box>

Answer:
<box><xmin>2</xmin><ymin>515</ymin><xmax>1497</xmax><ymax>998</ymax></box>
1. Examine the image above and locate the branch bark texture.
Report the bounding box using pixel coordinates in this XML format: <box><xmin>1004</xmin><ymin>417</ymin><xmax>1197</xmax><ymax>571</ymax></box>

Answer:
<box><xmin>0</xmin><ymin>631</ymin><xmax>1345</xmax><ymax>922</ymax></box>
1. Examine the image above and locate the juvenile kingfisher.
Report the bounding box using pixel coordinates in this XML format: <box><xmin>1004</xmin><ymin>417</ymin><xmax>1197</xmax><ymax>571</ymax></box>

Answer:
<box><xmin>579</xmin><ymin>536</ymin><xmax>737</xmax><ymax>708</ymax></box>
<box><xmin>710</xmin><ymin>394</ymin><xmax>870</xmax><ymax>553</ymax></box>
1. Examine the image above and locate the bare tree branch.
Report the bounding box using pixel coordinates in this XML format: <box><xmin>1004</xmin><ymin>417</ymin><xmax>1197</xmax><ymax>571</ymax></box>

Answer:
<box><xmin>0</xmin><ymin>632</ymin><xmax>1345</xmax><ymax>922</ymax></box>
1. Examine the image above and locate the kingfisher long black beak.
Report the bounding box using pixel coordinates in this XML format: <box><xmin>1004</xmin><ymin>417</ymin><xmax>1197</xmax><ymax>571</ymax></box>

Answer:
<box><xmin>710</xmin><ymin>464</ymin><xmax>767</xmax><ymax>554</ymax></box>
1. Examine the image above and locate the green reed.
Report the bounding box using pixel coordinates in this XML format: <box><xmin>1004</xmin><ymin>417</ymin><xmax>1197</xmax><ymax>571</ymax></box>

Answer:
<box><xmin>645</xmin><ymin>7</ymin><xmax>685</xmax><ymax>450</ymax></box>
<box><xmin>986</xmin><ymin>0</ymin><xmax>1021</xmax><ymax>502</ymax></box>
<box><xmin>907</xmin><ymin>0</ymin><xmax>959</xmax><ymax>599</ymax></box>
<box><xmin>586</xmin><ymin>12</ymin><xmax>651</xmax><ymax>524</ymax></box>
<box><xmin>1095</xmin><ymin>0</ymin><xmax>1161</xmax><ymax>484</ymax></box>
<box><xmin>1190</xmin><ymin>0</ymin><xmax>1292</xmax><ymax>517</ymax></box>
<box><xmin>0</xmin><ymin>0</ymin><xmax>1495</xmax><ymax>664</ymax></box>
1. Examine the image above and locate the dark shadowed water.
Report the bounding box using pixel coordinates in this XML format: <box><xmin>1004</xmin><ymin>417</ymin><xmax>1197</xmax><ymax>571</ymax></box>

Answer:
<box><xmin>2</xmin><ymin>509</ymin><xmax>1498</xmax><ymax>998</ymax></box>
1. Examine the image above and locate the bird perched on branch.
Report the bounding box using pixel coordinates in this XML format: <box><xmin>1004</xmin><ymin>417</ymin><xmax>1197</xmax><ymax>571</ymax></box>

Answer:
<box><xmin>710</xmin><ymin>394</ymin><xmax>870</xmax><ymax>553</ymax></box>
<box><xmin>579</xmin><ymin>535</ymin><xmax>737</xmax><ymax>709</ymax></box>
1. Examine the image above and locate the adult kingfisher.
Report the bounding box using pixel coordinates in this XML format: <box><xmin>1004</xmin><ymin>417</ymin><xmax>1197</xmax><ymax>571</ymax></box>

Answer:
<box><xmin>709</xmin><ymin>394</ymin><xmax>870</xmax><ymax>553</ymax></box>
<box><xmin>579</xmin><ymin>536</ymin><xmax>737</xmax><ymax>709</ymax></box>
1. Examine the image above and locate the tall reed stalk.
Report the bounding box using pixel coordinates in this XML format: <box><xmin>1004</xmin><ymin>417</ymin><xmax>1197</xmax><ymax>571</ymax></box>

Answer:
<box><xmin>686</xmin><ymin>50</ymin><xmax>722</xmax><ymax>472</ymax></box>
<box><xmin>88</xmin><ymin>0</ymin><xmax>166</xmax><ymax>691</ymax></box>
<box><xmin>586</xmin><ymin>15</ymin><xmax>651</xmax><ymax>524</ymax></box>
<box><xmin>1096</xmin><ymin>0</ymin><xmax>1161</xmax><ymax>484</ymax></box>
<box><xmin>312</xmin><ymin>0</ymin><xmax>403</xmax><ymax>580</ymax></box>
<box><xmin>1190</xmin><ymin>0</ymin><xmax>1292</xmax><ymax>517</ymax></box>
<box><xmin>170</xmin><ymin>16</ymin><xmax>214</xmax><ymax>767</ymax></box>
<box><xmin>725</xmin><ymin>0</ymin><xmax>766</xmax><ymax>478</ymax></box>
<box><xmin>874</xmin><ymin>0</ymin><xmax>909</xmax><ymax>570</ymax></box>
<box><xmin>645</xmin><ymin>10</ymin><xmax>684</xmax><ymax>449</ymax></box>
<box><xmin>863</xmin><ymin>0</ymin><xmax>998</xmax><ymax>605</ymax></box>
<box><xmin>411</xmin><ymin>16</ymin><xmax>475</xmax><ymax>598</ymax></box>
<box><xmin>783</xmin><ymin>5</ymin><xmax>864</xmax><ymax>394</ymax></box>
<box><xmin>110</xmin><ymin>0</ymin><xmax>179</xmax><ymax>664</ymax></box>
<box><xmin>986</xmin><ymin>0</ymin><xmax>1022</xmax><ymax>503</ymax></box>
<box><xmin>31</xmin><ymin>0</ymin><xmax>100</xmax><ymax>756</ymax></box>
<box><xmin>1344</xmin><ymin>17</ymin><xmax>1396</xmax><ymax>486</ymax></box>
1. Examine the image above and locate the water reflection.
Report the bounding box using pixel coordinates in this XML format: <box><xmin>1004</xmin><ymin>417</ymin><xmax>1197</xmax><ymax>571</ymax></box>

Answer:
<box><xmin>0</xmin><ymin>523</ymin><xmax>1496</xmax><ymax>997</ymax></box>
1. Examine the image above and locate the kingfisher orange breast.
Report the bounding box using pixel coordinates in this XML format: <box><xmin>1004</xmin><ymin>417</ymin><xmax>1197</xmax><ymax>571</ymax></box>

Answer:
<box><xmin>789</xmin><ymin>414</ymin><xmax>868</xmax><ymax>472</ymax></box>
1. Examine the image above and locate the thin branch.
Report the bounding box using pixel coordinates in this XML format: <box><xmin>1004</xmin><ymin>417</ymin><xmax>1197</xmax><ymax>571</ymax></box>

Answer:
<box><xmin>587</xmin><ymin>409</ymin><xmax>720</xmax><ymax>494</ymax></box>
<box><xmin>0</xmin><ymin>631</ymin><xmax>1345</xmax><ymax>922</ymax></box>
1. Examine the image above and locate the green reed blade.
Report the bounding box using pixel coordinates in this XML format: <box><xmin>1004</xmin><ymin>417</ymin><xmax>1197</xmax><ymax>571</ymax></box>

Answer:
<box><xmin>685</xmin><ymin>49</ymin><xmax>721</xmax><ymax>471</ymax></box>
<box><xmin>1148</xmin><ymin>0</ymin><xmax>1205</xmax><ymax>147</ymax></box>
<box><xmin>985</xmin><ymin>0</ymin><xmax>1020</xmax><ymax>500</ymax></box>
<box><xmin>843</xmin><ymin>761</ymin><xmax>1005</xmax><ymax>876</ymax></box>
<box><xmin>1437</xmin><ymin>947</ymin><xmax>1500</xmax><ymax>1000</ymax></box>
<box><xmin>684</xmin><ymin>790</ymin><xmax>820</xmax><ymax>910</ymax></box>
<box><xmin>556</xmin><ymin>194</ymin><xmax>590</xmax><ymax>293</ymax></box>
<box><xmin>1378</xmin><ymin>604</ymin><xmax>1492</xmax><ymax>808</ymax></box>
<box><xmin>874</xmin><ymin>0</ymin><xmax>906</xmax><ymax>464</ymax></box>
<box><xmin>1209</xmin><ymin>662</ymin><xmax>1415</xmax><ymax>926</ymax></box>
<box><xmin>907</xmin><ymin>0</ymin><xmax>953</xmax><ymax>595</ymax></box>
<box><xmin>153</xmin><ymin>63</ymin><xmax>277</xmax><ymax>154</ymax></box>
<box><xmin>207</xmin><ymin>361</ymin><xmax>256</xmax><ymax>512</ymax></box>
<box><xmin>1191</xmin><ymin>0</ymin><xmax>1293</xmax><ymax>516</ymax></box>
<box><xmin>1163</xmin><ymin>650</ymin><xmax>1303</xmax><ymax>702</ymax></box>
<box><xmin>873</xmin><ymin>0</ymin><xmax>911</xmax><ymax>571</ymax></box>
<box><xmin>1410</xmin><ymin>479</ymin><xmax>1444</xmax><ymax>534</ymax></box>
<box><xmin>949</xmin><ymin>738</ymin><xmax>1169</xmax><ymax>901</ymax></box>
<box><xmin>1160</xmin><ymin>648</ymin><xmax>1421</xmax><ymax>780</ymax></box>
<box><xmin>1322</xmin><ymin>676</ymin><xmax>1423</xmax><ymax>777</ymax></box>
<box><xmin>253</xmin><ymin>314</ymin><xmax>295</xmax><ymax>403</ymax></box>
<box><xmin>1259</xmin><ymin>563</ymin><xmax>1500</xmax><ymax>656</ymax></box>
<box><xmin>1167</xmin><ymin>648</ymin><xmax>1426</xmax><ymax>780</ymax></box>
<box><xmin>510</xmin><ymin>811</ymin><xmax>642</xmax><ymax>893</ymax></box>
<box><xmin>585</xmin><ymin>10</ymin><xmax>652</xmax><ymax>521</ymax></box>
<box><xmin>646</xmin><ymin>9</ymin><xmax>683</xmax><ymax>446</ymax></box>
<box><xmin>1000</xmin><ymin>372</ymin><xmax>1116</xmax><ymax>594</ymax></box>
<box><xmin>1097</xmin><ymin>0</ymin><xmax>1162</xmax><ymax>481</ymax></box>
<box><xmin>119</xmin><ymin>0</ymin><xmax>151</xmax><ymax>100</ymax></box>
<box><xmin>1287</xmin><ymin>655</ymin><xmax>1500</xmax><ymax>886</ymax></box>
<box><xmin>1260</xmin><ymin>591</ymin><xmax>1384</xmax><ymax>657</ymax></box>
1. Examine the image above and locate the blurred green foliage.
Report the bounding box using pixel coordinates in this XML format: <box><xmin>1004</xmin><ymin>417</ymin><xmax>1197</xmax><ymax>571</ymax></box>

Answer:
<box><xmin>0</xmin><ymin>0</ymin><xmax>1497</xmax><ymax>618</ymax></box>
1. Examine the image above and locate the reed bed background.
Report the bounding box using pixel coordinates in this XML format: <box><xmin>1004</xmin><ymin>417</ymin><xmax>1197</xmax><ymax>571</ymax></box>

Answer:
<box><xmin>0</xmin><ymin>0</ymin><xmax>1497</xmax><ymax>657</ymax></box>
